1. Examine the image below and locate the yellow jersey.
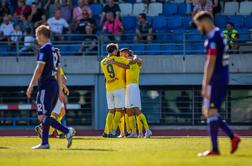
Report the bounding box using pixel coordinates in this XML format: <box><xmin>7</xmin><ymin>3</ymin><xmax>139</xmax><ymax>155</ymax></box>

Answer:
<box><xmin>59</xmin><ymin>67</ymin><xmax>64</xmax><ymax>76</ymax></box>
<box><xmin>126</xmin><ymin>61</ymin><xmax>141</xmax><ymax>85</ymax></box>
<box><xmin>101</xmin><ymin>56</ymin><xmax>130</xmax><ymax>92</ymax></box>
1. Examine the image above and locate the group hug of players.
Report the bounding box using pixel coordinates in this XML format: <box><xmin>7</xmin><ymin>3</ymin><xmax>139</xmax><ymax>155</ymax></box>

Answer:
<box><xmin>100</xmin><ymin>43</ymin><xmax>152</xmax><ymax>138</ymax></box>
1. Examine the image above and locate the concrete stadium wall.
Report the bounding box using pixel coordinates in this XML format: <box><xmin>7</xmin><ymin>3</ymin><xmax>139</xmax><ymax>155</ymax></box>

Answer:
<box><xmin>0</xmin><ymin>54</ymin><xmax>252</xmax><ymax>129</ymax></box>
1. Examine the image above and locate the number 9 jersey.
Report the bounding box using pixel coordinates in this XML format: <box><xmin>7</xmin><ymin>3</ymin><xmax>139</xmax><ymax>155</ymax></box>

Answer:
<box><xmin>100</xmin><ymin>56</ymin><xmax>130</xmax><ymax>92</ymax></box>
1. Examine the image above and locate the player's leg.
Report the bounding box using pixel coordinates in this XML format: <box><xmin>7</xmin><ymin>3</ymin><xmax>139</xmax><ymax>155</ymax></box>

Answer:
<box><xmin>126</xmin><ymin>108</ymin><xmax>137</xmax><ymax>138</ymax></box>
<box><xmin>112</xmin><ymin>88</ymin><xmax>125</xmax><ymax>137</ymax></box>
<box><xmin>135</xmin><ymin>109</ymin><xmax>152</xmax><ymax>138</ymax></box>
<box><xmin>130</xmin><ymin>84</ymin><xmax>151</xmax><ymax>138</ymax></box>
<box><xmin>118</xmin><ymin>110</ymin><xmax>125</xmax><ymax>138</ymax></box>
<box><xmin>49</xmin><ymin>98</ymin><xmax>62</xmax><ymax>136</ymax></box>
<box><xmin>125</xmin><ymin>85</ymin><xmax>137</xmax><ymax>138</ymax></box>
<box><xmin>136</xmin><ymin>111</ymin><xmax>143</xmax><ymax>138</ymax></box>
<box><xmin>103</xmin><ymin>91</ymin><xmax>115</xmax><ymax>137</ymax></box>
<box><xmin>124</xmin><ymin>113</ymin><xmax>131</xmax><ymax>136</ymax></box>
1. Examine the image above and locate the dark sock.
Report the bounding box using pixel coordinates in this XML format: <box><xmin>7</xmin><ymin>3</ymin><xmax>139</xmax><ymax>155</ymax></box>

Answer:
<box><xmin>47</xmin><ymin>116</ymin><xmax>69</xmax><ymax>134</ymax></box>
<box><xmin>207</xmin><ymin>116</ymin><xmax>220</xmax><ymax>153</ymax></box>
<box><xmin>218</xmin><ymin>116</ymin><xmax>234</xmax><ymax>139</ymax></box>
<box><xmin>42</xmin><ymin>118</ymin><xmax>50</xmax><ymax>145</ymax></box>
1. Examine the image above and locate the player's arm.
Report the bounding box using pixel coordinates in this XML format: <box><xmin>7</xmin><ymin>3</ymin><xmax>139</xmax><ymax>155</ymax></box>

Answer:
<box><xmin>107</xmin><ymin>59</ymin><xmax>130</xmax><ymax>69</ymax></box>
<box><xmin>202</xmin><ymin>52</ymin><xmax>217</xmax><ymax>99</ymax></box>
<box><xmin>26</xmin><ymin>63</ymin><xmax>45</xmax><ymax>98</ymax></box>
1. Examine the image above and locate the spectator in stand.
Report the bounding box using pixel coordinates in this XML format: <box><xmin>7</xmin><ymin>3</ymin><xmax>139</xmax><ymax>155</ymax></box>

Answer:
<box><xmin>212</xmin><ymin>0</ymin><xmax>221</xmax><ymax>15</ymax></box>
<box><xmin>28</xmin><ymin>2</ymin><xmax>45</xmax><ymax>28</ymax></box>
<box><xmin>19</xmin><ymin>14</ymin><xmax>33</xmax><ymax>32</ymax></box>
<box><xmin>223</xmin><ymin>22</ymin><xmax>239</xmax><ymax>51</ymax></box>
<box><xmin>18</xmin><ymin>27</ymin><xmax>35</xmax><ymax>55</ymax></box>
<box><xmin>77</xmin><ymin>9</ymin><xmax>96</xmax><ymax>34</ymax></box>
<box><xmin>99</xmin><ymin>0</ymin><xmax>120</xmax><ymax>27</ymax></box>
<box><xmin>60</xmin><ymin>0</ymin><xmax>73</xmax><ymax>23</ymax></box>
<box><xmin>102</xmin><ymin>12</ymin><xmax>123</xmax><ymax>42</ymax></box>
<box><xmin>14</xmin><ymin>0</ymin><xmax>32</xmax><ymax>19</ymax></box>
<box><xmin>0</xmin><ymin>16</ymin><xmax>14</xmax><ymax>41</ymax></box>
<box><xmin>9</xmin><ymin>24</ymin><xmax>23</xmax><ymax>48</ymax></box>
<box><xmin>0</xmin><ymin>0</ymin><xmax>11</xmax><ymax>20</ymax></box>
<box><xmin>79</xmin><ymin>24</ymin><xmax>98</xmax><ymax>56</ymax></box>
<box><xmin>135</xmin><ymin>13</ymin><xmax>153</xmax><ymax>42</ymax></box>
<box><xmin>47</xmin><ymin>9</ymin><xmax>69</xmax><ymax>41</ymax></box>
<box><xmin>192</xmin><ymin>0</ymin><xmax>213</xmax><ymax>16</ymax></box>
<box><xmin>73</xmin><ymin>0</ymin><xmax>92</xmax><ymax>22</ymax></box>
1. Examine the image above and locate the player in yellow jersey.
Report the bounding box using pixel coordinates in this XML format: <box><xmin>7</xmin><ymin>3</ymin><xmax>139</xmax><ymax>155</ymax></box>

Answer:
<box><xmin>109</xmin><ymin>48</ymin><xmax>152</xmax><ymax>138</ymax></box>
<box><xmin>34</xmin><ymin>48</ymin><xmax>70</xmax><ymax>138</ymax></box>
<box><xmin>101</xmin><ymin>43</ymin><xmax>139</xmax><ymax>138</ymax></box>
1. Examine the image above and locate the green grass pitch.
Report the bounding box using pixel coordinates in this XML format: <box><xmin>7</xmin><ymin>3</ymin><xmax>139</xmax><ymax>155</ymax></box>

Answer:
<box><xmin>0</xmin><ymin>137</ymin><xmax>251</xmax><ymax>166</ymax></box>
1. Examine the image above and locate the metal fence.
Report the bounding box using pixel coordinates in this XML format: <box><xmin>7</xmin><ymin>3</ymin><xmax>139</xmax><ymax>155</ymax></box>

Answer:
<box><xmin>0</xmin><ymin>31</ymin><xmax>251</xmax><ymax>58</ymax></box>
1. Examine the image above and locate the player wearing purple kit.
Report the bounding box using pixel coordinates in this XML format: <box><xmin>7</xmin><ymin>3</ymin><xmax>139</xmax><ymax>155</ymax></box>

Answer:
<box><xmin>193</xmin><ymin>11</ymin><xmax>241</xmax><ymax>157</ymax></box>
<box><xmin>26</xmin><ymin>25</ymin><xmax>75</xmax><ymax>149</ymax></box>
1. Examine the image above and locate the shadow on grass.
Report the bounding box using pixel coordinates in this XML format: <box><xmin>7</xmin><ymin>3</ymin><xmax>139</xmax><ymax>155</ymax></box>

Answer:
<box><xmin>235</xmin><ymin>154</ymin><xmax>252</xmax><ymax>158</ymax></box>
<box><xmin>58</xmin><ymin>148</ymin><xmax>115</xmax><ymax>152</ymax></box>
<box><xmin>0</xmin><ymin>147</ymin><xmax>10</xmax><ymax>149</ymax></box>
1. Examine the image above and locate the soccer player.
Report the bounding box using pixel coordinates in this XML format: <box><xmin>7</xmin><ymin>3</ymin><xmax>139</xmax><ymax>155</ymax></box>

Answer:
<box><xmin>109</xmin><ymin>48</ymin><xmax>152</xmax><ymax>138</ymax></box>
<box><xmin>193</xmin><ymin>11</ymin><xmax>241</xmax><ymax>156</ymax></box>
<box><xmin>34</xmin><ymin>49</ymin><xmax>69</xmax><ymax>139</ymax></box>
<box><xmin>101</xmin><ymin>43</ymin><xmax>137</xmax><ymax>138</ymax></box>
<box><xmin>26</xmin><ymin>25</ymin><xmax>75</xmax><ymax>149</ymax></box>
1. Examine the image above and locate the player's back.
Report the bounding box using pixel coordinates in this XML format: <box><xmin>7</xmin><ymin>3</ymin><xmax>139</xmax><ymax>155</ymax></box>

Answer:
<box><xmin>205</xmin><ymin>27</ymin><xmax>229</xmax><ymax>86</ymax></box>
<box><xmin>100</xmin><ymin>56</ymin><xmax>129</xmax><ymax>92</ymax></box>
<box><xmin>126</xmin><ymin>56</ymin><xmax>141</xmax><ymax>85</ymax></box>
<box><xmin>37</xmin><ymin>43</ymin><xmax>59</xmax><ymax>89</ymax></box>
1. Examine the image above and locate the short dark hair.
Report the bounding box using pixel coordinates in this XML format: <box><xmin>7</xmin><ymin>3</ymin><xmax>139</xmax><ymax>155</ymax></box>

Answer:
<box><xmin>226</xmin><ymin>22</ymin><xmax>234</xmax><ymax>27</ymax></box>
<box><xmin>120</xmin><ymin>48</ymin><xmax>130</xmax><ymax>53</ymax></box>
<box><xmin>193</xmin><ymin>11</ymin><xmax>213</xmax><ymax>23</ymax></box>
<box><xmin>139</xmin><ymin>13</ymin><xmax>146</xmax><ymax>20</ymax></box>
<box><xmin>106</xmin><ymin>43</ymin><xmax>118</xmax><ymax>54</ymax></box>
<box><xmin>36</xmin><ymin>25</ymin><xmax>50</xmax><ymax>38</ymax></box>
<box><xmin>25</xmin><ymin>27</ymin><xmax>32</xmax><ymax>34</ymax></box>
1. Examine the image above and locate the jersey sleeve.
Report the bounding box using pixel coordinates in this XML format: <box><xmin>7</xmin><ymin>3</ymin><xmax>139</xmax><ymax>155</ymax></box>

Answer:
<box><xmin>59</xmin><ymin>67</ymin><xmax>64</xmax><ymax>76</ymax></box>
<box><xmin>207</xmin><ymin>39</ymin><xmax>217</xmax><ymax>57</ymax></box>
<box><xmin>36</xmin><ymin>49</ymin><xmax>47</xmax><ymax>64</ymax></box>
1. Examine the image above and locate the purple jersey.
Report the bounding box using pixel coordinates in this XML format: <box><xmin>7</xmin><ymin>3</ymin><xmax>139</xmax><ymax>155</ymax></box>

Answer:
<box><xmin>205</xmin><ymin>27</ymin><xmax>229</xmax><ymax>86</ymax></box>
<box><xmin>36</xmin><ymin>43</ymin><xmax>60</xmax><ymax>89</ymax></box>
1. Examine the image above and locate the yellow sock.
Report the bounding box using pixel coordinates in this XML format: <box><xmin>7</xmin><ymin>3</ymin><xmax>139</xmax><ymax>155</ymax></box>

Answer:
<box><xmin>105</xmin><ymin>112</ymin><xmax>114</xmax><ymax>133</ymax></box>
<box><xmin>112</xmin><ymin>111</ymin><xmax>121</xmax><ymax>131</ymax></box>
<box><xmin>139</xmin><ymin>113</ymin><xmax>149</xmax><ymax>130</ymax></box>
<box><xmin>137</xmin><ymin>115</ymin><xmax>143</xmax><ymax>134</ymax></box>
<box><xmin>128</xmin><ymin>116</ymin><xmax>137</xmax><ymax>133</ymax></box>
<box><xmin>119</xmin><ymin>115</ymin><xmax>125</xmax><ymax>135</ymax></box>
<box><xmin>125</xmin><ymin>114</ymin><xmax>131</xmax><ymax>133</ymax></box>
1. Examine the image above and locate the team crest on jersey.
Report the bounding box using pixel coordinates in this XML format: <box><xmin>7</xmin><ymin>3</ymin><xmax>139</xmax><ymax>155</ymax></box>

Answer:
<box><xmin>210</xmin><ymin>103</ymin><xmax>215</xmax><ymax>108</ymax></box>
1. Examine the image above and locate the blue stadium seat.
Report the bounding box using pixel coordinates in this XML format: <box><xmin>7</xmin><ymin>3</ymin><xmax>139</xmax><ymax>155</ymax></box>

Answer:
<box><xmin>177</xmin><ymin>3</ymin><xmax>187</xmax><ymax>15</ymax></box>
<box><xmin>156</xmin><ymin>29</ymin><xmax>171</xmax><ymax>41</ymax></box>
<box><xmin>145</xmin><ymin>44</ymin><xmax>161</xmax><ymax>55</ymax></box>
<box><xmin>182</xmin><ymin>16</ymin><xmax>192</xmax><ymax>29</ymax></box>
<box><xmin>163</xmin><ymin>3</ymin><xmax>177</xmax><ymax>16</ymax></box>
<box><xmin>238</xmin><ymin>28</ymin><xmax>250</xmax><ymax>41</ymax></box>
<box><xmin>67</xmin><ymin>45</ymin><xmax>80</xmax><ymax>53</ymax></box>
<box><xmin>131</xmin><ymin>44</ymin><xmax>145</xmax><ymax>55</ymax></box>
<box><xmin>228</xmin><ymin>15</ymin><xmax>244</xmax><ymax>28</ymax></box>
<box><xmin>153</xmin><ymin>16</ymin><xmax>167</xmax><ymax>31</ymax></box>
<box><xmin>245</xmin><ymin>16</ymin><xmax>252</xmax><ymax>28</ymax></box>
<box><xmin>161</xmin><ymin>45</ymin><xmax>177</xmax><ymax>55</ymax></box>
<box><xmin>122</xmin><ymin>16</ymin><xmax>137</xmax><ymax>31</ymax></box>
<box><xmin>56</xmin><ymin>45</ymin><xmax>68</xmax><ymax>55</ymax></box>
<box><xmin>214</xmin><ymin>15</ymin><xmax>227</xmax><ymax>29</ymax></box>
<box><xmin>0</xmin><ymin>45</ymin><xmax>8</xmax><ymax>53</ymax></box>
<box><xmin>90</xmin><ymin>4</ymin><xmax>103</xmax><ymax>16</ymax></box>
<box><xmin>171</xmin><ymin>29</ymin><xmax>185</xmax><ymax>42</ymax></box>
<box><xmin>166</xmin><ymin>16</ymin><xmax>182</xmax><ymax>29</ymax></box>
<box><xmin>186</xmin><ymin>30</ymin><xmax>202</xmax><ymax>41</ymax></box>
<box><xmin>124</xmin><ymin>0</ymin><xmax>136</xmax><ymax>3</ymax></box>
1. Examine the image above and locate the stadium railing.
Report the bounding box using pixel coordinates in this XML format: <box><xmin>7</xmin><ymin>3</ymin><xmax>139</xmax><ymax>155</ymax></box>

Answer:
<box><xmin>0</xmin><ymin>31</ymin><xmax>251</xmax><ymax>58</ymax></box>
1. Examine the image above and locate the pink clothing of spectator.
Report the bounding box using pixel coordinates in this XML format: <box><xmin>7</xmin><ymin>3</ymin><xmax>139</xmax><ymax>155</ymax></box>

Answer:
<box><xmin>73</xmin><ymin>0</ymin><xmax>92</xmax><ymax>21</ymax></box>
<box><xmin>103</xmin><ymin>18</ymin><xmax>123</xmax><ymax>34</ymax></box>
<box><xmin>193</xmin><ymin>0</ymin><xmax>213</xmax><ymax>15</ymax></box>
